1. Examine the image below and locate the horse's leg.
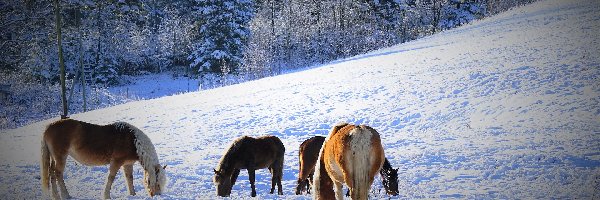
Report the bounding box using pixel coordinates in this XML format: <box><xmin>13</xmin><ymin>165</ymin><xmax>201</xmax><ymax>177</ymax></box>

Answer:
<box><xmin>103</xmin><ymin>160</ymin><xmax>123</xmax><ymax>199</ymax></box>
<box><xmin>269</xmin><ymin>167</ymin><xmax>276</xmax><ymax>194</ymax></box>
<box><xmin>54</xmin><ymin>154</ymin><xmax>71</xmax><ymax>199</ymax></box>
<box><xmin>230</xmin><ymin>168</ymin><xmax>241</xmax><ymax>186</ymax></box>
<box><xmin>248</xmin><ymin>167</ymin><xmax>257</xmax><ymax>197</ymax></box>
<box><xmin>49</xmin><ymin>159</ymin><xmax>61</xmax><ymax>200</ymax></box>
<box><xmin>333</xmin><ymin>181</ymin><xmax>344</xmax><ymax>200</ymax></box>
<box><xmin>122</xmin><ymin>164</ymin><xmax>135</xmax><ymax>196</ymax></box>
<box><xmin>276</xmin><ymin>161</ymin><xmax>283</xmax><ymax>195</ymax></box>
<box><xmin>307</xmin><ymin>172</ymin><xmax>313</xmax><ymax>194</ymax></box>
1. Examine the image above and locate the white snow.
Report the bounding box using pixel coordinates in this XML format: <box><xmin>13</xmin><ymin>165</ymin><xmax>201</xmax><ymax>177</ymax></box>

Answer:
<box><xmin>1</xmin><ymin>0</ymin><xmax>598</xmax><ymax>199</ymax></box>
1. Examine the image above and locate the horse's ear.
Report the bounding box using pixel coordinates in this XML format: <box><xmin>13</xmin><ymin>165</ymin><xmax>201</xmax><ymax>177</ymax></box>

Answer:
<box><xmin>213</xmin><ymin>168</ymin><xmax>218</xmax><ymax>174</ymax></box>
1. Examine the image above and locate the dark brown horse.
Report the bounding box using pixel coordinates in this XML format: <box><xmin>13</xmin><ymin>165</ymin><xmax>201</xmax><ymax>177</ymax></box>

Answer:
<box><xmin>40</xmin><ymin>119</ymin><xmax>167</xmax><ymax>199</ymax></box>
<box><xmin>295</xmin><ymin>136</ymin><xmax>325</xmax><ymax>195</ymax></box>
<box><xmin>296</xmin><ymin>136</ymin><xmax>399</xmax><ymax>196</ymax></box>
<box><xmin>379</xmin><ymin>158</ymin><xmax>399</xmax><ymax>196</ymax></box>
<box><xmin>213</xmin><ymin>135</ymin><xmax>285</xmax><ymax>197</ymax></box>
<box><xmin>313</xmin><ymin>123</ymin><xmax>385</xmax><ymax>200</ymax></box>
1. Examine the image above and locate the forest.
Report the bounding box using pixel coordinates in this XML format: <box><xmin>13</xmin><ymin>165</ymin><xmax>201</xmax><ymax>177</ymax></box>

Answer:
<box><xmin>0</xmin><ymin>0</ymin><xmax>534</xmax><ymax>128</ymax></box>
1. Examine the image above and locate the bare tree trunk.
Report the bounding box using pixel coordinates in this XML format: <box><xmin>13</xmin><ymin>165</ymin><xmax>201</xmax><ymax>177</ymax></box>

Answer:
<box><xmin>270</xmin><ymin>0</ymin><xmax>279</xmax><ymax>75</ymax></box>
<box><xmin>95</xmin><ymin>2</ymin><xmax>102</xmax><ymax>78</ymax></box>
<box><xmin>80</xmin><ymin>36</ymin><xmax>87</xmax><ymax>112</ymax></box>
<box><xmin>285</xmin><ymin>0</ymin><xmax>292</xmax><ymax>72</ymax></box>
<box><xmin>54</xmin><ymin>0</ymin><xmax>68</xmax><ymax>119</ymax></box>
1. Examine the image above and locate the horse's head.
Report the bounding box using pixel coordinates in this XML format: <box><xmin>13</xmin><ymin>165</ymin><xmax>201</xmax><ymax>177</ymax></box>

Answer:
<box><xmin>381</xmin><ymin>167</ymin><xmax>399</xmax><ymax>196</ymax></box>
<box><xmin>144</xmin><ymin>164</ymin><xmax>167</xmax><ymax>197</ymax></box>
<box><xmin>295</xmin><ymin>178</ymin><xmax>309</xmax><ymax>195</ymax></box>
<box><xmin>213</xmin><ymin>169</ymin><xmax>232</xmax><ymax>197</ymax></box>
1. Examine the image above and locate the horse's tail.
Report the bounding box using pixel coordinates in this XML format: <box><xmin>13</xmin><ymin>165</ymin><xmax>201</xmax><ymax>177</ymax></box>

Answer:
<box><xmin>348</xmin><ymin>126</ymin><xmax>383</xmax><ymax>200</ymax></box>
<box><xmin>40</xmin><ymin>139</ymin><xmax>51</xmax><ymax>194</ymax></box>
<box><xmin>297</xmin><ymin>140</ymin><xmax>308</xmax><ymax>180</ymax></box>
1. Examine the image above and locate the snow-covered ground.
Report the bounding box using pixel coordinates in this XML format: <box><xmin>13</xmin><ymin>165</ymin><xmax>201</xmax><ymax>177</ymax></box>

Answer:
<box><xmin>108</xmin><ymin>73</ymin><xmax>196</xmax><ymax>100</ymax></box>
<box><xmin>1</xmin><ymin>0</ymin><xmax>599</xmax><ymax>198</ymax></box>
<box><xmin>0</xmin><ymin>72</ymin><xmax>195</xmax><ymax>129</ymax></box>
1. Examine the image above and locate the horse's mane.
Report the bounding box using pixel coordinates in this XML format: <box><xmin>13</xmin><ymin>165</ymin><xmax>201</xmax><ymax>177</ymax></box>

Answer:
<box><xmin>217</xmin><ymin>136</ymin><xmax>247</xmax><ymax>172</ymax></box>
<box><xmin>113</xmin><ymin>122</ymin><xmax>167</xmax><ymax>191</ymax></box>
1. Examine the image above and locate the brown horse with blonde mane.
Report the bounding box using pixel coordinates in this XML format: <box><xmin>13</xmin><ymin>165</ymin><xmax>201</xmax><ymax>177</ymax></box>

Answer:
<box><xmin>296</xmin><ymin>135</ymin><xmax>399</xmax><ymax>196</ymax></box>
<box><xmin>213</xmin><ymin>135</ymin><xmax>285</xmax><ymax>197</ymax></box>
<box><xmin>40</xmin><ymin>119</ymin><xmax>167</xmax><ymax>199</ymax></box>
<box><xmin>313</xmin><ymin>123</ymin><xmax>385</xmax><ymax>200</ymax></box>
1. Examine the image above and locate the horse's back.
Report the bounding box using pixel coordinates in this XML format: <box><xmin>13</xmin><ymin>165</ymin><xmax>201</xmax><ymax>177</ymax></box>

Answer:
<box><xmin>300</xmin><ymin>136</ymin><xmax>325</xmax><ymax>155</ymax></box>
<box><xmin>300</xmin><ymin>136</ymin><xmax>325</xmax><ymax>169</ymax></box>
<box><xmin>255</xmin><ymin>135</ymin><xmax>285</xmax><ymax>154</ymax></box>
<box><xmin>43</xmin><ymin>119</ymin><xmax>138</xmax><ymax>165</ymax></box>
<box><xmin>232</xmin><ymin>135</ymin><xmax>284</xmax><ymax>169</ymax></box>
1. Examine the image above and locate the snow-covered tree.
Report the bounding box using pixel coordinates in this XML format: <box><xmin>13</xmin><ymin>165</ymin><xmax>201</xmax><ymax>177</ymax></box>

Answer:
<box><xmin>439</xmin><ymin>0</ymin><xmax>486</xmax><ymax>30</ymax></box>
<box><xmin>188</xmin><ymin>0</ymin><xmax>254</xmax><ymax>75</ymax></box>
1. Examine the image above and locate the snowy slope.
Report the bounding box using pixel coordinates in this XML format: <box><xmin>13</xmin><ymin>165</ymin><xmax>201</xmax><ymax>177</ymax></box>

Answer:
<box><xmin>1</xmin><ymin>0</ymin><xmax>599</xmax><ymax>199</ymax></box>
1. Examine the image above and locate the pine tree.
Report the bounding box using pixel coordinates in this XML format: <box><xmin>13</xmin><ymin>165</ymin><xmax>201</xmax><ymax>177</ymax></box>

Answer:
<box><xmin>439</xmin><ymin>0</ymin><xmax>486</xmax><ymax>30</ymax></box>
<box><xmin>188</xmin><ymin>0</ymin><xmax>254</xmax><ymax>75</ymax></box>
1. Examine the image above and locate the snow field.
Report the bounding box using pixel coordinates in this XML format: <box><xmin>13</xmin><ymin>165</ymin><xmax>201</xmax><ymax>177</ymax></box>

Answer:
<box><xmin>0</xmin><ymin>0</ymin><xmax>599</xmax><ymax>199</ymax></box>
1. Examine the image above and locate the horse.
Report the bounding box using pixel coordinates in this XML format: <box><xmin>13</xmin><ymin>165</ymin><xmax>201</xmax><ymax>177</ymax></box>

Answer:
<box><xmin>40</xmin><ymin>119</ymin><xmax>167</xmax><ymax>199</ymax></box>
<box><xmin>313</xmin><ymin>123</ymin><xmax>385</xmax><ymax>200</ymax></box>
<box><xmin>295</xmin><ymin>136</ymin><xmax>325</xmax><ymax>195</ymax></box>
<box><xmin>213</xmin><ymin>135</ymin><xmax>285</xmax><ymax>197</ymax></box>
<box><xmin>345</xmin><ymin>158</ymin><xmax>399</xmax><ymax>197</ymax></box>
<box><xmin>296</xmin><ymin>136</ymin><xmax>399</xmax><ymax>196</ymax></box>
<box><xmin>379</xmin><ymin>158</ymin><xmax>399</xmax><ymax>196</ymax></box>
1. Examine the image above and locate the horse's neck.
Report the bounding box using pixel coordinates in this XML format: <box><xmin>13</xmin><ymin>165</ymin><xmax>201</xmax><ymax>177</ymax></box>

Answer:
<box><xmin>382</xmin><ymin>158</ymin><xmax>391</xmax><ymax>172</ymax></box>
<box><xmin>217</xmin><ymin>150</ymin><xmax>239</xmax><ymax>176</ymax></box>
<box><xmin>218</xmin><ymin>164</ymin><xmax>235</xmax><ymax>177</ymax></box>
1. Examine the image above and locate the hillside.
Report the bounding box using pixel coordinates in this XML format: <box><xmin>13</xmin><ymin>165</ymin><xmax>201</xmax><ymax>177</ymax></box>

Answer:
<box><xmin>0</xmin><ymin>0</ymin><xmax>598</xmax><ymax>198</ymax></box>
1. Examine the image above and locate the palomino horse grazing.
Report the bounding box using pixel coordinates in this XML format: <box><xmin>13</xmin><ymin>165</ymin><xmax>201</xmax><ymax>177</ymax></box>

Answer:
<box><xmin>40</xmin><ymin>119</ymin><xmax>167</xmax><ymax>199</ymax></box>
<box><xmin>313</xmin><ymin>123</ymin><xmax>385</xmax><ymax>200</ymax></box>
<box><xmin>295</xmin><ymin>136</ymin><xmax>325</xmax><ymax>195</ymax></box>
<box><xmin>213</xmin><ymin>135</ymin><xmax>285</xmax><ymax>197</ymax></box>
<box><xmin>297</xmin><ymin>136</ymin><xmax>399</xmax><ymax>196</ymax></box>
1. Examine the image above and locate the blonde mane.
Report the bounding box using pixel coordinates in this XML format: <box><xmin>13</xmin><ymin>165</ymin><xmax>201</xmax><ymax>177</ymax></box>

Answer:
<box><xmin>114</xmin><ymin>122</ymin><xmax>167</xmax><ymax>192</ymax></box>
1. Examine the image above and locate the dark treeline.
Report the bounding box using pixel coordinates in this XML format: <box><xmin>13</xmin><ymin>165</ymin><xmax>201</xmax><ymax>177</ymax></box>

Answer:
<box><xmin>1</xmin><ymin>0</ymin><xmax>535</xmax><ymax>87</ymax></box>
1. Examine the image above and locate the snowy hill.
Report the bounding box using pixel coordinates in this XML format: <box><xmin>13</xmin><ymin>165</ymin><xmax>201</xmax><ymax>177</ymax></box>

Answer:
<box><xmin>1</xmin><ymin>0</ymin><xmax>598</xmax><ymax>198</ymax></box>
